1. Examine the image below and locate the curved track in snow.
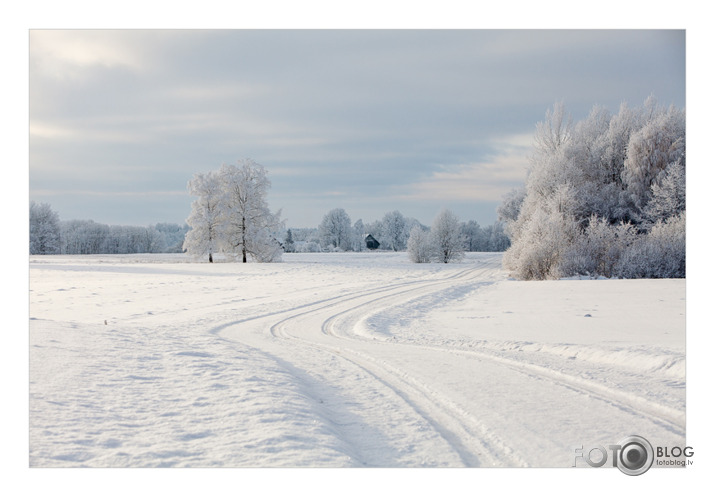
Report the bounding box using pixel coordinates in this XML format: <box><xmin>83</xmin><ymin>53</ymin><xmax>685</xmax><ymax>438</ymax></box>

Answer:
<box><xmin>220</xmin><ymin>254</ymin><xmax>685</xmax><ymax>467</ymax></box>
<box><xmin>29</xmin><ymin>253</ymin><xmax>685</xmax><ymax>467</ymax></box>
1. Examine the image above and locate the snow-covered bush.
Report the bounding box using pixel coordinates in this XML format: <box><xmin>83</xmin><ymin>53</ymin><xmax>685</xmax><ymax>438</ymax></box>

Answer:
<box><xmin>406</xmin><ymin>226</ymin><xmax>433</xmax><ymax>263</ymax></box>
<box><xmin>559</xmin><ymin>216</ymin><xmax>637</xmax><ymax>278</ymax></box>
<box><xmin>503</xmin><ymin>209</ymin><xmax>579</xmax><ymax>280</ymax></box>
<box><xmin>297</xmin><ymin>241</ymin><xmax>322</xmax><ymax>253</ymax></box>
<box><xmin>247</xmin><ymin>228</ymin><xmax>284</xmax><ymax>262</ymax></box>
<box><xmin>615</xmin><ymin>213</ymin><xmax>685</xmax><ymax>278</ymax></box>
<box><xmin>430</xmin><ymin>209</ymin><xmax>465</xmax><ymax>263</ymax></box>
<box><xmin>405</xmin><ymin>209</ymin><xmax>468</xmax><ymax>264</ymax></box>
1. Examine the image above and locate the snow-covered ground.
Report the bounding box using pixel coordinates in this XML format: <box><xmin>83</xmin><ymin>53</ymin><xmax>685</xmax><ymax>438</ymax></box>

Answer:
<box><xmin>29</xmin><ymin>252</ymin><xmax>685</xmax><ymax>468</ymax></box>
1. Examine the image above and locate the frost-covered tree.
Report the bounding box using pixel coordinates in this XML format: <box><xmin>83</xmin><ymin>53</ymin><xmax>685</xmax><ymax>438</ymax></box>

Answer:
<box><xmin>461</xmin><ymin>220</ymin><xmax>482</xmax><ymax>252</ymax></box>
<box><xmin>407</xmin><ymin>226</ymin><xmax>433</xmax><ymax>263</ymax></box>
<box><xmin>30</xmin><ymin>201</ymin><xmax>61</xmax><ymax>255</ymax></box>
<box><xmin>458</xmin><ymin>219</ymin><xmax>510</xmax><ymax>252</ymax></box>
<box><xmin>644</xmin><ymin>159</ymin><xmax>685</xmax><ymax>224</ymax></box>
<box><xmin>183</xmin><ymin>169</ymin><xmax>225</xmax><ymax>262</ymax></box>
<box><xmin>60</xmin><ymin>219</ymin><xmax>108</xmax><ymax>254</ymax></box>
<box><xmin>284</xmin><ymin>229</ymin><xmax>296</xmax><ymax>253</ymax></box>
<box><xmin>430</xmin><ymin>208</ymin><xmax>465</xmax><ymax>263</ymax></box>
<box><xmin>486</xmin><ymin>222</ymin><xmax>511</xmax><ymax>252</ymax></box>
<box><xmin>351</xmin><ymin>219</ymin><xmax>366</xmax><ymax>252</ymax></box>
<box><xmin>623</xmin><ymin>102</ymin><xmax>685</xmax><ymax>209</ymax></box>
<box><xmin>141</xmin><ymin>226</ymin><xmax>166</xmax><ymax>253</ymax></box>
<box><xmin>497</xmin><ymin>188</ymin><xmax>526</xmax><ymax>226</ymax></box>
<box><xmin>381</xmin><ymin>210</ymin><xmax>408</xmax><ymax>251</ymax></box>
<box><xmin>219</xmin><ymin>160</ymin><xmax>283</xmax><ymax>263</ymax></box>
<box><xmin>534</xmin><ymin>100</ymin><xmax>572</xmax><ymax>155</ymax></box>
<box><xmin>103</xmin><ymin>225</ymin><xmax>129</xmax><ymax>254</ymax></box>
<box><xmin>319</xmin><ymin>208</ymin><xmax>352</xmax><ymax>251</ymax></box>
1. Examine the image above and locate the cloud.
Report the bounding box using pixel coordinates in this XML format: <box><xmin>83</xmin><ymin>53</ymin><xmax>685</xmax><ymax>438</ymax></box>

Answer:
<box><xmin>399</xmin><ymin>134</ymin><xmax>532</xmax><ymax>203</ymax></box>
<box><xmin>30</xmin><ymin>30</ymin><xmax>150</xmax><ymax>80</ymax></box>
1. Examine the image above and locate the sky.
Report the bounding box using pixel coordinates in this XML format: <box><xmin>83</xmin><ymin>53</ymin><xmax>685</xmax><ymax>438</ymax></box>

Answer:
<box><xmin>29</xmin><ymin>29</ymin><xmax>685</xmax><ymax>229</ymax></box>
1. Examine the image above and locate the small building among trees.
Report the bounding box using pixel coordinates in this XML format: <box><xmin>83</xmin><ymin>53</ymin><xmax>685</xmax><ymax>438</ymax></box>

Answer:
<box><xmin>365</xmin><ymin>234</ymin><xmax>380</xmax><ymax>250</ymax></box>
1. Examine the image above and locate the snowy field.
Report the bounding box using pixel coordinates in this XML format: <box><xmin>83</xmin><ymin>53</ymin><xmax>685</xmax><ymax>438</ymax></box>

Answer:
<box><xmin>29</xmin><ymin>252</ymin><xmax>685</xmax><ymax>468</ymax></box>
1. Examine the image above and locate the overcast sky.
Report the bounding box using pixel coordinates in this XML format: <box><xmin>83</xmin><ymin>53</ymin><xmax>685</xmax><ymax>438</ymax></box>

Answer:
<box><xmin>29</xmin><ymin>29</ymin><xmax>685</xmax><ymax>228</ymax></box>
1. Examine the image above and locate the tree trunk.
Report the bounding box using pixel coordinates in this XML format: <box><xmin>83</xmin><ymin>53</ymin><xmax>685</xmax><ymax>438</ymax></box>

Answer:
<box><xmin>242</xmin><ymin>217</ymin><xmax>247</xmax><ymax>263</ymax></box>
<box><xmin>209</xmin><ymin>252</ymin><xmax>213</xmax><ymax>263</ymax></box>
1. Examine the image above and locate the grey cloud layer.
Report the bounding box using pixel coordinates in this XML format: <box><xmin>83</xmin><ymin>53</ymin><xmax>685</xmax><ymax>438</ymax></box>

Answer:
<box><xmin>30</xmin><ymin>30</ymin><xmax>685</xmax><ymax>227</ymax></box>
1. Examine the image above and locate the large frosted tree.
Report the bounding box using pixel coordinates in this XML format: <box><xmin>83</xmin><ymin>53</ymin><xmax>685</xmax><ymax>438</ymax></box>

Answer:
<box><xmin>183</xmin><ymin>159</ymin><xmax>283</xmax><ymax>263</ymax></box>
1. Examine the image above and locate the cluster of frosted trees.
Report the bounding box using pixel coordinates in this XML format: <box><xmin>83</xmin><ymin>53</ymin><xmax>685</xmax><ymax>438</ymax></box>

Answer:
<box><xmin>500</xmin><ymin>97</ymin><xmax>685</xmax><ymax>279</ymax></box>
<box><xmin>407</xmin><ymin>209</ymin><xmax>466</xmax><ymax>263</ymax></box>
<box><xmin>29</xmin><ymin>201</ymin><xmax>188</xmax><ymax>255</ymax></box>
<box><xmin>183</xmin><ymin>159</ymin><xmax>283</xmax><ymax>263</ymax></box>
<box><xmin>290</xmin><ymin>207</ymin><xmax>507</xmax><ymax>257</ymax></box>
<box><xmin>311</xmin><ymin>208</ymin><xmax>425</xmax><ymax>253</ymax></box>
<box><xmin>60</xmin><ymin>220</ymin><xmax>170</xmax><ymax>254</ymax></box>
<box><xmin>460</xmin><ymin>219</ymin><xmax>510</xmax><ymax>252</ymax></box>
<box><xmin>283</xmin><ymin>208</ymin><xmax>421</xmax><ymax>253</ymax></box>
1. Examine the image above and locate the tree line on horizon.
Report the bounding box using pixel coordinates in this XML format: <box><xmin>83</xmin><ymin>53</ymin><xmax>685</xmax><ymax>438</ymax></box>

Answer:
<box><xmin>29</xmin><ymin>184</ymin><xmax>508</xmax><ymax>261</ymax></box>
<box><xmin>29</xmin><ymin>201</ymin><xmax>189</xmax><ymax>256</ymax></box>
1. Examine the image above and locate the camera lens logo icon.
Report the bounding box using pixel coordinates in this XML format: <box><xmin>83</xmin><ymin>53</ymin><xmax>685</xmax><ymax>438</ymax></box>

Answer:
<box><xmin>617</xmin><ymin>436</ymin><xmax>654</xmax><ymax>476</ymax></box>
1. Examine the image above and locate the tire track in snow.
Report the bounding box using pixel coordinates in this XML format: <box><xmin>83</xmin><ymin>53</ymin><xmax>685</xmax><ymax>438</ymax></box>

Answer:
<box><xmin>438</xmin><ymin>346</ymin><xmax>684</xmax><ymax>437</ymax></box>
<box><xmin>210</xmin><ymin>263</ymin><xmax>485</xmax><ymax>338</ymax></box>
<box><xmin>368</xmin><ymin>341</ymin><xmax>686</xmax><ymax>439</ymax></box>
<box><xmin>260</xmin><ymin>260</ymin><xmax>526</xmax><ymax>466</ymax></box>
<box><xmin>319</xmin><ymin>272</ymin><xmax>685</xmax><ymax>441</ymax></box>
<box><xmin>219</xmin><ymin>254</ymin><xmax>683</xmax><ymax>465</ymax></box>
